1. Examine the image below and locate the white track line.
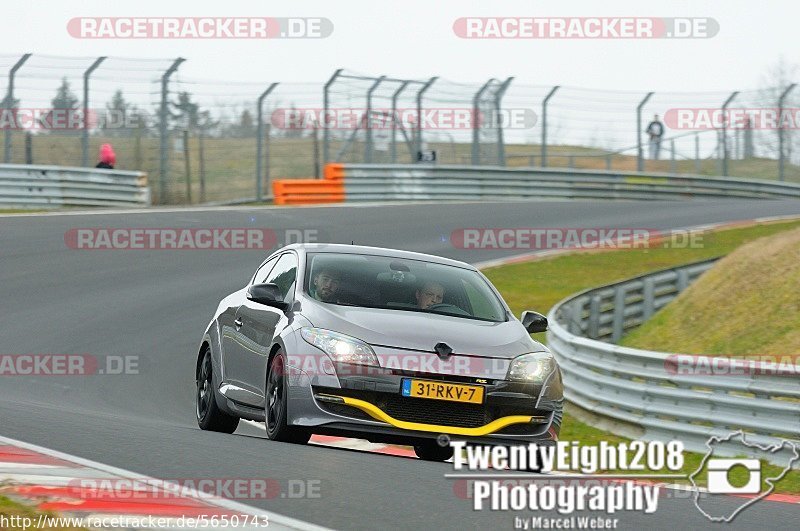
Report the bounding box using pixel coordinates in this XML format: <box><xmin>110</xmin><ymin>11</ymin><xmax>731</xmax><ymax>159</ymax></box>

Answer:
<box><xmin>0</xmin><ymin>434</ymin><xmax>331</xmax><ymax>531</ymax></box>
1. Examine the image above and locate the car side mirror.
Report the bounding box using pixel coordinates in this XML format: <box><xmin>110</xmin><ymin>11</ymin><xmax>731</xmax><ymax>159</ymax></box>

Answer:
<box><xmin>247</xmin><ymin>283</ymin><xmax>289</xmax><ymax>311</ymax></box>
<box><xmin>521</xmin><ymin>311</ymin><xmax>548</xmax><ymax>334</ymax></box>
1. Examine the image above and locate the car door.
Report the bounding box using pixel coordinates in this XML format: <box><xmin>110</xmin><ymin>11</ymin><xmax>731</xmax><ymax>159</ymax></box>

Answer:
<box><xmin>234</xmin><ymin>252</ymin><xmax>298</xmax><ymax>406</ymax></box>
<box><xmin>219</xmin><ymin>255</ymin><xmax>279</xmax><ymax>404</ymax></box>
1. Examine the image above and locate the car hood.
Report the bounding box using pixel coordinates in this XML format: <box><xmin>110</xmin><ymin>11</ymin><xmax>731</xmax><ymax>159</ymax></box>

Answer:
<box><xmin>301</xmin><ymin>299</ymin><xmax>544</xmax><ymax>359</ymax></box>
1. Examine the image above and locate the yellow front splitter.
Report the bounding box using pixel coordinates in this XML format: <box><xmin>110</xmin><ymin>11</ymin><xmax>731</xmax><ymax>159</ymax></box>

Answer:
<box><xmin>317</xmin><ymin>393</ymin><xmax>534</xmax><ymax>437</ymax></box>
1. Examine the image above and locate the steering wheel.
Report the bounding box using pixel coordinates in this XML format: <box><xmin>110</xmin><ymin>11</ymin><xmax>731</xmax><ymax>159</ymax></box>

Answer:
<box><xmin>426</xmin><ymin>303</ymin><xmax>471</xmax><ymax>316</ymax></box>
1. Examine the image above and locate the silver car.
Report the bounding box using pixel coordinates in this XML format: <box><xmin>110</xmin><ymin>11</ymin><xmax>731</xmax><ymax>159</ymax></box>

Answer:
<box><xmin>196</xmin><ymin>244</ymin><xmax>563</xmax><ymax>461</ymax></box>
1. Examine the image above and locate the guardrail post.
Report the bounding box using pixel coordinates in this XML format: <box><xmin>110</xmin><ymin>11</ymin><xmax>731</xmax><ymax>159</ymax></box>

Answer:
<box><xmin>636</xmin><ymin>91</ymin><xmax>654</xmax><ymax>171</ymax></box>
<box><xmin>256</xmin><ymin>82</ymin><xmax>279</xmax><ymax>202</ymax></box>
<box><xmin>471</xmin><ymin>78</ymin><xmax>496</xmax><ymax>165</ymax></box>
<box><xmin>588</xmin><ymin>295</ymin><xmax>601</xmax><ymax>339</ymax></box>
<box><xmin>81</xmin><ymin>56</ymin><xmax>106</xmax><ymax>167</ymax></box>
<box><xmin>322</xmin><ymin>69</ymin><xmax>343</xmax><ymax>164</ymax></box>
<box><xmin>676</xmin><ymin>269</ymin><xmax>690</xmax><ymax>293</ymax></box>
<box><xmin>605</xmin><ymin>153</ymin><xmax>612</xmax><ymax>170</ymax></box>
<box><xmin>778</xmin><ymin>83</ymin><xmax>797</xmax><ymax>182</ymax></box>
<box><xmin>390</xmin><ymin>81</ymin><xmax>410</xmax><ymax>163</ymax></box>
<box><xmin>364</xmin><ymin>75</ymin><xmax>386</xmax><ymax>163</ymax></box>
<box><xmin>611</xmin><ymin>286</ymin><xmax>627</xmax><ymax>343</ymax></box>
<box><xmin>721</xmin><ymin>91</ymin><xmax>739</xmax><ymax>177</ymax></box>
<box><xmin>541</xmin><ymin>86</ymin><xmax>559</xmax><ymax>168</ymax></box>
<box><xmin>415</xmin><ymin>77</ymin><xmax>437</xmax><ymax>162</ymax></box>
<box><xmin>3</xmin><ymin>53</ymin><xmax>31</xmax><ymax>163</ymax></box>
<box><xmin>569</xmin><ymin>300</ymin><xmax>584</xmax><ymax>335</ymax></box>
<box><xmin>495</xmin><ymin>77</ymin><xmax>514</xmax><ymax>166</ymax></box>
<box><xmin>642</xmin><ymin>278</ymin><xmax>655</xmax><ymax>320</ymax></box>
<box><xmin>159</xmin><ymin>57</ymin><xmax>185</xmax><ymax>204</ymax></box>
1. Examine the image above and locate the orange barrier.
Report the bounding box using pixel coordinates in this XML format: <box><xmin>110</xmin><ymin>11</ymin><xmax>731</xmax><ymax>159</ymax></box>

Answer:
<box><xmin>272</xmin><ymin>163</ymin><xmax>346</xmax><ymax>205</ymax></box>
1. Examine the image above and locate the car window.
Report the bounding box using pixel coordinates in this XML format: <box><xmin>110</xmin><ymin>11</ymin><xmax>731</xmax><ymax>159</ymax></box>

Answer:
<box><xmin>264</xmin><ymin>253</ymin><xmax>298</xmax><ymax>303</ymax></box>
<box><xmin>253</xmin><ymin>256</ymin><xmax>279</xmax><ymax>285</ymax></box>
<box><xmin>304</xmin><ymin>252</ymin><xmax>507</xmax><ymax>322</ymax></box>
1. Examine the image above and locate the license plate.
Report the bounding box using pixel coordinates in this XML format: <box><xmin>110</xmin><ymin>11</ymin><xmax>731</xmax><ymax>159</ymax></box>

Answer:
<box><xmin>401</xmin><ymin>379</ymin><xmax>484</xmax><ymax>404</ymax></box>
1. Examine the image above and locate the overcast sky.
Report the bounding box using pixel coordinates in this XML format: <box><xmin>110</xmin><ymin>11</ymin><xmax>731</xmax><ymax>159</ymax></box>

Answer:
<box><xmin>3</xmin><ymin>0</ymin><xmax>798</xmax><ymax>90</ymax></box>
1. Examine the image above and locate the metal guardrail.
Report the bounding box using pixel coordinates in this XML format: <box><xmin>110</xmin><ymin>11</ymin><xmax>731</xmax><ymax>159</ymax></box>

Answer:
<box><xmin>337</xmin><ymin>164</ymin><xmax>800</xmax><ymax>201</ymax></box>
<box><xmin>547</xmin><ymin>259</ymin><xmax>800</xmax><ymax>464</ymax></box>
<box><xmin>0</xmin><ymin>164</ymin><xmax>150</xmax><ymax>208</ymax></box>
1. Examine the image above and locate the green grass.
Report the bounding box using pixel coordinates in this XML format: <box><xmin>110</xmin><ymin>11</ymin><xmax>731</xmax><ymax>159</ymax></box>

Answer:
<box><xmin>622</xmin><ymin>226</ymin><xmax>800</xmax><ymax>356</ymax></box>
<box><xmin>0</xmin><ymin>494</ymin><xmax>85</xmax><ymax>530</ymax></box>
<box><xmin>482</xmin><ymin>219</ymin><xmax>800</xmax><ymax>494</ymax></box>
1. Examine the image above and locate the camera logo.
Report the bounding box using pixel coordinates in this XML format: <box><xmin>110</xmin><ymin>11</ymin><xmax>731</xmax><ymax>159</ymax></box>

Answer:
<box><xmin>706</xmin><ymin>459</ymin><xmax>761</xmax><ymax>494</ymax></box>
<box><xmin>690</xmin><ymin>431</ymin><xmax>799</xmax><ymax>522</ymax></box>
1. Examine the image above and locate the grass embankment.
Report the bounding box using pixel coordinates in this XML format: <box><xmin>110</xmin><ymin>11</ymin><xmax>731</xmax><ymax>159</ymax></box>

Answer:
<box><xmin>622</xmin><ymin>226</ymin><xmax>800</xmax><ymax>356</ymax></box>
<box><xmin>483</xmin><ymin>219</ymin><xmax>800</xmax><ymax>493</ymax></box>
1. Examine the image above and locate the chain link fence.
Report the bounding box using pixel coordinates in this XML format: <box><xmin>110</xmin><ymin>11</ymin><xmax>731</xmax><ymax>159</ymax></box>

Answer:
<box><xmin>2</xmin><ymin>53</ymin><xmax>798</xmax><ymax>205</ymax></box>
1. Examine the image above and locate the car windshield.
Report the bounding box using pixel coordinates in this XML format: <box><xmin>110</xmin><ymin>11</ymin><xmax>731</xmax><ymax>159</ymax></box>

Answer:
<box><xmin>304</xmin><ymin>252</ymin><xmax>507</xmax><ymax>322</ymax></box>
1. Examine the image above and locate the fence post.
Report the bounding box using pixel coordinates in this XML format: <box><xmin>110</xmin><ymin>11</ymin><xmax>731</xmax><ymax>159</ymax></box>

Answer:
<box><xmin>471</xmin><ymin>78</ymin><xmax>496</xmax><ymax>165</ymax></box>
<box><xmin>322</xmin><ymin>68</ymin><xmax>343</xmax><ymax>164</ymax></box>
<box><xmin>636</xmin><ymin>91</ymin><xmax>654</xmax><ymax>171</ymax></box>
<box><xmin>3</xmin><ymin>53</ymin><xmax>31</xmax><ymax>163</ymax></box>
<box><xmin>24</xmin><ymin>132</ymin><xmax>32</xmax><ymax>164</ymax></box>
<box><xmin>81</xmin><ymin>56</ymin><xmax>106</xmax><ymax>167</ymax></box>
<box><xmin>694</xmin><ymin>133</ymin><xmax>700</xmax><ymax>173</ymax></box>
<box><xmin>778</xmin><ymin>83</ymin><xmax>797</xmax><ymax>182</ymax></box>
<box><xmin>364</xmin><ymin>75</ymin><xmax>386</xmax><ymax>163</ymax></box>
<box><xmin>721</xmin><ymin>91</ymin><xmax>739</xmax><ymax>177</ymax></box>
<box><xmin>495</xmin><ymin>77</ymin><xmax>513</xmax><ymax>166</ymax></box>
<box><xmin>670</xmin><ymin>139</ymin><xmax>676</xmax><ymax>173</ymax></box>
<box><xmin>183</xmin><ymin>129</ymin><xmax>192</xmax><ymax>204</ymax></box>
<box><xmin>313</xmin><ymin>120</ymin><xmax>321</xmax><ymax>179</ymax></box>
<box><xmin>415</xmin><ymin>77</ymin><xmax>437</xmax><ymax>161</ymax></box>
<box><xmin>540</xmin><ymin>86</ymin><xmax>559</xmax><ymax>168</ymax></box>
<box><xmin>198</xmin><ymin>128</ymin><xmax>206</xmax><ymax>203</ymax></box>
<box><xmin>256</xmin><ymin>82</ymin><xmax>279</xmax><ymax>202</ymax></box>
<box><xmin>159</xmin><ymin>57</ymin><xmax>185</xmax><ymax>204</ymax></box>
<box><xmin>389</xmin><ymin>81</ymin><xmax>411</xmax><ymax>163</ymax></box>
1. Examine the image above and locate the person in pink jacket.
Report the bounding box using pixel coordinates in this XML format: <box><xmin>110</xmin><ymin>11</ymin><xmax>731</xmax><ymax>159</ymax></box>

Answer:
<box><xmin>96</xmin><ymin>143</ymin><xmax>116</xmax><ymax>169</ymax></box>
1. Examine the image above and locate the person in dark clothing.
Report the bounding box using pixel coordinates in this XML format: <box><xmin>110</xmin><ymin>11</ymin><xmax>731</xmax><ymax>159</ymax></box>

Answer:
<box><xmin>646</xmin><ymin>115</ymin><xmax>664</xmax><ymax>160</ymax></box>
<box><xmin>96</xmin><ymin>143</ymin><xmax>116</xmax><ymax>169</ymax></box>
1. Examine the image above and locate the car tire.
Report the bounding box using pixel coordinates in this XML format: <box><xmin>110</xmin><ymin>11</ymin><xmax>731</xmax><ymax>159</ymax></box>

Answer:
<box><xmin>196</xmin><ymin>346</ymin><xmax>240</xmax><ymax>433</ymax></box>
<box><xmin>266</xmin><ymin>349</ymin><xmax>311</xmax><ymax>444</ymax></box>
<box><xmin>413</xmin><ymin>442</ymin><xmax>455</xmax><ymax>462</ymax></box>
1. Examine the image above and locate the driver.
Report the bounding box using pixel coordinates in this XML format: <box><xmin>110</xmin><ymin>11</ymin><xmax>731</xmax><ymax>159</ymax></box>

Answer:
<box><xmin>310</xmin><ymin>267</ymin><xmax>342</xmax><ymax>303</ymax></box>
<box><xmin>415</xmin><ymin>280</ymin><xmax>445</xmax><ymax>310</ymax></box>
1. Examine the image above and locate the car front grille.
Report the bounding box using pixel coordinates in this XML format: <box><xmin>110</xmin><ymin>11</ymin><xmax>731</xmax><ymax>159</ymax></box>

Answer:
<box><xmin>315</xmin><ymin>387</ymin><xmax>548</xmax><ymax>430</ymax></box>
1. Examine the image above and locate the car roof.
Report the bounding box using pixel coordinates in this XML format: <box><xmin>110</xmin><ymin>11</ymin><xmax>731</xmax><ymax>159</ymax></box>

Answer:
<box><xmin>280</xmin><ymin>243</ymin><xmax>476</xmax><ymax>270</ymax></box>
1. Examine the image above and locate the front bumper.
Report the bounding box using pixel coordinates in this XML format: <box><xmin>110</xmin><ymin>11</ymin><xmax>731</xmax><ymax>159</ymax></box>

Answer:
<box><xmin>293</xmin><ymin>364</ymin><xmax>563</xmax><ymax>444</ymax></box>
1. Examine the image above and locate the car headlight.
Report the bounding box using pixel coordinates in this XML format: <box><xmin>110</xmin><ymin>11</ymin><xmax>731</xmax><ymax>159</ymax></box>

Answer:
<box><xmin>300</xmin><ymin>327</ymin><xmax>379</xmax><ymax>366</ymax></box>
<box><xmin>507</xmin><ymin>352</ymin><xmax>555</xmax><ymax>382</ymax></box>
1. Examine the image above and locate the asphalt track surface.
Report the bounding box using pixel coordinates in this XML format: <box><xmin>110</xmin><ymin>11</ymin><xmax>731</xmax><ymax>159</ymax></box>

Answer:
<box><xmin>1</xmin><ymin>199</ymin><xmax>799</xmax><ymax>530</ymax></box>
